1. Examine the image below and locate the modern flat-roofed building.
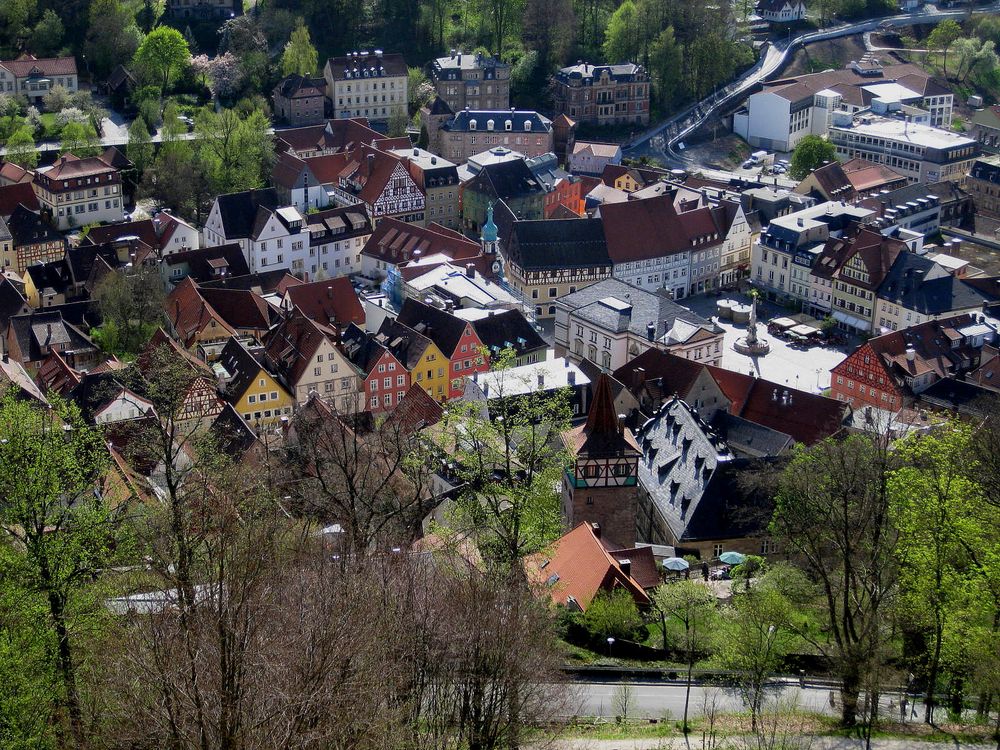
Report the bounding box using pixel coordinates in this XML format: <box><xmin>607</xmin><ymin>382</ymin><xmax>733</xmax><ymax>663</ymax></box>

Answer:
<box><xmin>828</xmin><ymin>112</ymin><xmax>978</xmax><ymax>183</ymax></box>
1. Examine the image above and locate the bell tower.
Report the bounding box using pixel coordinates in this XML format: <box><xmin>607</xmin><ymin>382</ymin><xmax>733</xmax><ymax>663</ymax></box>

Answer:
<box><xmin>561</xmin><ymin>374</ymin><xmax>641</xmax><ymax>548</ymax></box>
<box><xmin>480</xmin><ymin>202</ymin><xmax>499</xmax><ymax>256</ymax></box>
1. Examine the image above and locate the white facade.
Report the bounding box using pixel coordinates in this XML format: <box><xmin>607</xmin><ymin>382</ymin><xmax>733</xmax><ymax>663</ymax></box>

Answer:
<box><xmin>93</xmin><ymin>390</ymin><xmax>155</xmax><ymax>424</ymax></box>
<box><xmin>203</xmin><ymin>202</ymin><xmax>307</xmax><ymax>275</ymax></box>
<box><xmin>158</xmin><ymin>212</ymin><xmax>200</xmax><ymax>256</ymax></box>
<box><xmin>309</xmin><ymin>232</ymin><xmax>368</xmax><ymax>279</ymax></box>
<box><xmin>612</xmin><ymin>253</ymin><xmax>690</xmax><ymax>299</ymax></box>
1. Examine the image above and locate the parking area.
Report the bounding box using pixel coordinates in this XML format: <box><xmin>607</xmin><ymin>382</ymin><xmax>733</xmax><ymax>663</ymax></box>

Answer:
<box><xmin>683</xmin><ymin>292</ymin><xmax>854</xmax><ymax>393</ymax></box>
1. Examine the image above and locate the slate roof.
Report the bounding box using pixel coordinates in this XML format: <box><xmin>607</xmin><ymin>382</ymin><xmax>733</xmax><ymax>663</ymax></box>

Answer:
<box><xmin>162</xmin><ymin>244</ymin><xmax>250</xmax><ymax>283</ymax></box>
<box><xmin>471</xmin><ymin>309</ymin><xmax>546</xmax><ymax>359</ymax></box>
<box><xmin>442</xmin><ymin>109</ymin><xmax>552</xmax><ymax>134</ymax></box>
<box><xmin>325</xmin><ymin>51</ymin><xmax>408</xmax><ymax>80</ymax></box>
<box><xmin>339</xmin><ymin>322</ymin><xmax>389</xmax><ymax>376</ymax></box>
<box><xmin>525</xmin><ymin>522</ymin><xmax>650</xmax><ymax>611</ymax></box>
<box><xmin>212</xmin><ymin>188</ymin><xmax>279</xmax><ymax>239</ymax></box>
<box><xmin>710</xmin><ymin>411</ymin><xmax>794</xmax><ymax>458</ymax></box>
<box><xmin>635</xmin><ymin>398</ymin><xmax>775</xmax><ymax>543</ymax></box>
<box><xmin>397</xmin><ymin>298</ymin><xmax>474</xmax><ymax>357</ymax></box>
<box><xmin>8</xmin><ymin>310</ymin><xmax>96</xmax><ymax>363</ymax></box>
<box><xmin>283</xmin><ymin>277</ymin><xmax>364</xmax><ymax>329</ymax></box>
<box><xmin>7</xmin><ymin>204</ymin><xmax>62</xmax><ymax>247</ymax></box>
<box><xmin>557</xmin><ymin>278</ymin><xmax>718</xmax><ymax>338</ymax></box>
<box><xmin>0</xmin><ymin>183</ymin><xmax>39</xmax><ymax>216</ymax></box>
<box><xmin>876</xmin><ymin>252</ymin><xmax>988</xmax><ymax>316</ymax></box>
<box><xmin>424</xmin><ymin>96</ymin><xmax>454</xmax><ymax>116</ymax></box>
<box><xmin>468</xmin><ymin>160</ymin><xmax>543</xmax><ymax>201</ymax></box>
<box><xmin>375</xmin><ymin>317</ymin><xmax>433</xmax><ymax>370</ymax></box>
<box><xmin>24</xmin><ymin>259</ymin><xmax>73</xmax><ymax>296</ymax></box>
<box><xmin>507</xmin><ymin>217</ymin><xmax>610</xmax><ymax>272</ymax></box>
<box><xmin>0</xmin><ymin>277</ymin><xmax>29</xmax><ymax>327</ymax></box>
<box><xmin>563</xmin><ymin>373</ymin><xmax>640</xmax><ymax>458</ymax></box>
<box><xmin>210</xmin><ymin>403</ymin><xmax>262</xmax><ymax>457</ymax></box>
<box><xmin>82</xmin><ymin>219</ymin><xmax>159</xmax><ymax>249</ymax></box>
<box><xmin>264</xmin><ymin>309</ymin><xmax>345</xmax><ymax>389</ymax></box>
<box><xmin>218</xmin><ymin>337</ymin><xmax>269</xmax><ymax>401</ymax></box>
<box><xmin>918</xmin><ymin>375</ymin><xmax>999</xmax><ymax>416</ymax></box>
<box><xmin>555</xmin><ymin>62</ymin><xmax>645</xmax><ymax>84</ymax></box>
<box><xmin>273</xmin><ymin>74</ymin><xmax>325</xmax><ymax>99</ymax></box>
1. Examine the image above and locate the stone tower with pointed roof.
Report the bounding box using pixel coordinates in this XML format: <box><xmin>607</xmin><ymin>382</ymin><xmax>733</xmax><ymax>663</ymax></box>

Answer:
<box><xmin>561</xmin><ymin>373</ymin><xmax>641</xmax><ymax>548</ymax></box>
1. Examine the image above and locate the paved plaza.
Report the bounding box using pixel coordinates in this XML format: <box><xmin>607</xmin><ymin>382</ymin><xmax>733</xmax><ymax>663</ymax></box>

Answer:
<box><xmin>682</xmin><ymin>293</ymin><xmax>854</xmax><ymax>394</ymax></box>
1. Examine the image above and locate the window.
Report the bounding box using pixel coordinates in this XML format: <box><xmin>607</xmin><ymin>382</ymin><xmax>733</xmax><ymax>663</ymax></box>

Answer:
<box><xmin>370</xmin><ymin>379</ymin><xmax>378</xmax><ymax>390</ymax></box>
<box><xmin>384</xmin><ymin>377</ymin><xmax>391</xmax><ymax>388</ymax></box>
<box><xmin>384</xmin><ymin>393</ymin><xmax>392</xmax><ymax>406</ymax></box>
<box><xmin>396</xmin><ymin>375</ymin><xmax>405</xmax><ymax>386</ymax></box>
<box><xmin>370</xmin><ymin>396</ymin><xmax>378</xmax><ymax>408</ymax></box>
<box><xmin>713</xmin><ymin>544</ymin><xmax>724</xmax><ymax>557</ymax></box>
<box><xmin>270</xmin><ymin>392</ymin><xmax>277</xmax><ymax>400</ymax></box>
<box><xmin>248</xmin><ymin>395</ymin><xmax>256</xmax><ymax>403</ymax></box>
<box><xmin>314</xmin><ymin>367</ymin><xmax>321</xmax><ymax>376</ymax></box>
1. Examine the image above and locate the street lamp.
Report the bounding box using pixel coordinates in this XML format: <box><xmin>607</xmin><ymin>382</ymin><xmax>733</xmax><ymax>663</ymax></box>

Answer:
<box><xmin>607</xmin><ymin>637</ymin><xmax>615</xmax><ymax>657</ymax></box>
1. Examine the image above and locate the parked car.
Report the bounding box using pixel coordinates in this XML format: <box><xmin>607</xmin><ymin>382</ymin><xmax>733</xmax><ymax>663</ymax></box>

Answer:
<box><xmin>742</xmin><ymin>159</ymin><xmax>755</xmax><ymax>169</ymax></box>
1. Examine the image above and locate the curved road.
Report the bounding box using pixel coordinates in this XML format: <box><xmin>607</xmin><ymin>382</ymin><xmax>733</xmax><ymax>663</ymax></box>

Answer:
<box><xmin>624</xmin><ymin>2</ymin><xmax>1000</xmax><ymax>165</ymax></box>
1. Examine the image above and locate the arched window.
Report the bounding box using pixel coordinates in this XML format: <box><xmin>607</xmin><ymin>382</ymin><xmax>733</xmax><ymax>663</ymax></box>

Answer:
<box><xmin>601</xmin><ymin>351</ymin><xmax>612</xmax><ymax>369</ymax></box>
<box><xmin>487</xmin><ymin>119</ymin><xmax>495</xmax><ymax>131</ymax></box>
<box><xmin>587</xmin><ymin>345</ymin><xmax>597</xmax><ymax>361</ymax></box>
<box><xmin>469</xmin><ymin>119</ymin><xmax>477</xmax><ymax>130</ymax></box>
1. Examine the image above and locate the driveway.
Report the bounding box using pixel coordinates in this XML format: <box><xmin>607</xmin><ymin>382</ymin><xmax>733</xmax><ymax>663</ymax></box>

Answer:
<box><xmin>682</xmin><ymin>292</ymin><xmax>851</xmax><ymax>393</ymax></box>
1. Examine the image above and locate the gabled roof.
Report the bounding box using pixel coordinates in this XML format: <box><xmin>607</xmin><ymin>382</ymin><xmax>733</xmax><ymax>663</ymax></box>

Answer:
<box><xmin>339</xmin><ymin>322</ymin><xmax>391</xmax><ymax>376</ymax></box>
<box><xmin>507</xmin><ymin>217</ymin><xmax>610</xmax><ymax>271</ymax></box>
<box><xmin>731</xmin><ymin>377</ymin><xmax>849</xmax><ymax>446</ymax></box>
<box><xmin>303</xmin><ymin>203</ymin><xmax>372</xmax><ymax>238</ymax></box>
<box><xmin>375</xmin><ymin>317</ymin><xmax>433</xmax><ymax>370</ymax></box>
<box><xmin>106</xmin><ymin>64</ymin><xmax>136</xmax><ymax>90</ymax></box>
<box><xmin>67</xmin><ymin>372</ymin><xmax>152</xmax><ymax>423</ymax></box>
<box><xmin>0</xmin><ymin>161</ymin><xmax>31</xmax><ymax>184</ymax></box>
<box><xmin>362</xmin><ymin>218</ymin><xmax>480</xmax><ymax>267</ymax></box>
<box><xmin>218</xmin><ymin>337</ymin><xmax>271</xmax><ymax>400</ymax></box>
<box><xmin>572</xmin><ymin>141</ymin><xmax>621</xmax><ymax>158</ymax></box>
<box><xmin>275</xmin><ymin>118</ymin><xmax>382</xmax><ymax>155</ymax></box>
<box><xmin>24</xmin><ymin>259</ymin><xmax>72</xmax><ymax>296</ymax></box>
<box><xmin>139</xmin><ymin>327</ymin><xmax>215</xmax><ymax>378</ymax></box>
<box><xmin>876</xmin><ymin>252</ymin><xmax>988</xmax><ymax>316</ymax></box>
<box><xmin>8</xmin><ymin>204</ymin><xmax>61</xmax><ymax>247</ymax></box>
<box><xmin>211</xmin><ymin>188</ymin><xmax>279</xmax><ymax>239</ymax></box>
<box><xmin>0</xmin><ymin>355</ymin><xmax>46</xmax><ymax>403</ymax></box>
<box><xmin>82</xmin><ymin>219</ymin><xmax>159</xmax><ymax>249</ymax></box>
<box><xmin>469</xmin><ymin>159</ymin><xmax>544</xmax><ymax>201</ymax></box>
<box><xmin>338</xmin><ymin>145</ymin><xmax>412</xmax><ymax>206</ymax></box>
<box><xmin>599</xmin><ymin>195</ymin><xmax>724</xmax><ymax>263</ymax></box>
<box><xmin>7</xmin><ymin>310</ymin><xmax>97</xmax><ymax>364</ymax></box>
<box><xmin>200</xmin><ymin>270</ymin><xmax>303</xmax><ymax>295</ymax></box>
<box><xmin>37</xmin><ymin>153</ymin><xmax>117</xmax><ymax>181</ymax></box>
<box><xmin>812</xmin><ymin>227</ymin><xmax>905</xmax><ymax>291</ymax></box>
<box><xmin>0</xmin><ymin>277</ymin><xmax>29</xmax><ymax>327</ymax></box>
<box><xmin>264</xmin><ymin>309</ymin><xmax>344</xmax><ymax>388</ymax></box>
<box><xmin>396</xmin><ymin>298</ymin><xmax>476</xmax><ymax>357</ymax></box>
<box><xmin>166</xmin><ymin>277</ymin><xmax>238</xmax><ymax>347</ymax></box>
<box><xmin>283</xmin><ymin>277</ymin><xmax>364</xmax><ymax>328</ymax></box>
<box><xmin>161</xmin><ymin>243</ymin><xmax>250</xmax><ymax>283</ymax></box>
<box><xmin>0</xmin><ymin>183</ymin><xmax>39</xmax><ymax>216</ymax></box>
<box><xmin>197</xmin><ymin>286</ymin><xmax>272</xmax><ymax>332</ymax></box>
<box><xmin>386</xmin><ymin>382</ymin><xmax>444</xmax><ymax>434</ymax></box>
<box><xmin>471</xmin><ymin>309</ymin><xmax>546</xmax><ymax>359</ymax></box>
<box><xmin>302</xmin><ymin>152</ymin><xmax>351</xmax><ymax>184</ymax></box>
<box><xmin>424</xmin><ymin>95</ymin><xmax>453</xmax><ymax>116</ymax></box>
<box><xmin>35</xmin><ymin>349</ymin><xmax>82</xmax><ymax>395</ymax></box>
<box><xmin>273</xmin><ymin>73</ymin><xmax>325</xmax><ymax>99</ymax></box>
<box><xmin>210</xmin><ymin>403</ymin><xmax>262</xmax><ymax>457</ymax></box>
<box><xmin>525</xmin><ymin>522</ymin><xmax>650</xmax><ymax>611</ymax></box>
<box><xmin>1</xmin><ymin>54</ymin><xmax>76</xmax><ymax>77</ymax></box>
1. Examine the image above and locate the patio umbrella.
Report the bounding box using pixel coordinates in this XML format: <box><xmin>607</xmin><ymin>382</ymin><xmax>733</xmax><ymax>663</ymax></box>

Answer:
<box><xmin>719</xmin><ymin>551</ymin><xmax>746</xmax><ymax>565</ymax></box>
<box><xmin>662</xmin><ymin>557</ymin><xmax>690</xmax><ymax>572</ymax></box>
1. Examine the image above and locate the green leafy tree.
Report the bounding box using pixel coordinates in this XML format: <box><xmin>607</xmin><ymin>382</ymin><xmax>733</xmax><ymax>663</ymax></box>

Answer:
<box><xmin>195</xmin><ymin>104</ymin><xmax>274</xmax><ymax>196</ymax></box>
<box><xmin>714</xmin><ymin>586</ymin><xmax>793</xmax><ymax>732</ymax></box>
<box><xmin>59</xmin><ymin>120</ymin><xmax>100</xmax><ymax>157</ymax></box>
<box><xmin>927</xmin><ymin>19</ymin><xmax>962</xmax><ymax>76</ymax></box>
<box><xmin>29</xmin><ymin>9</ymin><xmax>65</xmax><ymax>57</ymax></box>
<box><xmin>889</xmin><ymin>424</ymin><xmax>986</xmax><ymax>724</ymax></box>
<box><xmin>92</xmin><ymin>264</ymin><xmax>166</xmax><ymax>356</ymax></box>
<box><xmin>603</xmin><ymin>0</ymin><xmax>639</xmax><ymax>62</ymax></box>
<box><xmin>771</xmin><ymin>433</ymin><xmax>898</xmax><ymax>728</ymax></box>
<box><xmin>952</xmin><ymin>37</ymin><xmax>998</xmax><ymax>83</ymax></box>
<box><xmin>127</xmin><ymin>115</ymin><xmax>154</xmax><ymax>177</ymax></box>
<box><xmin>84</xmin><ymin>0</ymin><xmax>143</xmax><ymax>79</ymax></box>
<box><xmin>653</xmin><ymin>581</ymin><xmax>717</xmax><ymax>732</ymax></box>
<box><xmin>280</xmin><ymin>18</ymin><xmax>318</xmax><ymax>76</ymax></box>
<box><xmin>434</xmin><ymin>348</ymin><xmax>572</xmax><ymax>570</ymax></box>
<box><xmin>133</xmin><ymin>26</ymin><xmax>191</xmax><ymax>96</ymax></box>
<box><xmin>583</xmin><ymin>588</ymin><xmax>644</xmax><ymax>641</ymax></box>
<box><xmin>649</xmin><ymin>26</ymin><xmax>683</xmax><ymax>111</ymax></box>
<box><xmin>789</xmin><ymin>135</ymin><xmax>838</xmax><ymax>179</ymax></box>
<box><xmin>5</xmin><ymin>125</ymin><xmax>38</xmax><ymax>169</ymax></box>
<box><xmin>0</xmin><ymin>394</ymin><xmax>129</xmax><ymax>749</ymax></box>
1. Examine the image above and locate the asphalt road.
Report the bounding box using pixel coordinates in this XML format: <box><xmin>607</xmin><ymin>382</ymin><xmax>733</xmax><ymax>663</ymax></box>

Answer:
<box><xmin>566</xmin><ymin>681</ymin><xmax>928</xmax><ymax>722</ymax></box>
<box><xmin>625</xmin><ymin>2</ymin><xmax>1000</xmax><ymax>165</ymax></box>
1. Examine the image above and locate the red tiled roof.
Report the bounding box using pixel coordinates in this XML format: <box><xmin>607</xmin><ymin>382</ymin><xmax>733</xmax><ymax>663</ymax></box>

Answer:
<box><xmin>198</xmin><ymin>286</ymin><xmax>272</xmax><ymax>332</ymax></box>
<box><xmin>35</xmin><ymin>349</ymin><xmax>81</xmax><ymax>395</ymax></box>
<box><xmin>83</xmin><ymin>219</ymin><xmax>159</xmax><ymax>249</ymax></box>
<box><xmin>263</xmin><ymin>310</ymin><xmax>342</xmax><ymax>388</ymax></box>
<box><xmin>303</xmin><ymin>152</ymin><xmax>350</xmax><ymax>184</ymax></box>
<box><xmin>525</xmin><ymin>523</ymin><xmax>650</xmax><ymax>611</ymax></box>
<box><xmin>0</xmin><ymin>182</ymin><xmax>38</xmax><ymax>216</ymax></box>
<box><xmin>166</xmin><ymin>277</ymin><xmax>238</xmax><ymax>347</ymax></box>
<box><xmin>600</xmin><ymin>195</ymin><xmax>724</xmax><ymax>262</ymax></box>
<box><xmin>362</xmin><ymin>218</ymin><xmax>480</xmax><ymax>266</ymax></box>
<box><xmin>283</xmin><ymin>277</ymin><xmax>364</xmax><ymax>329</ymax></box>
<box><xmin>2</xmin><ymin>54</ymin><xmax>77</xmax><ymax>77</ymax></box>
<box><xmin>0</xmin><ymin>161</ymin><xmax>32</xmax><ymax>184</ymax></box>
<box><xmin>40</xmin><ymin>153</ymin><xmax>117</xmax><ymax>180</ymax></box>
<box><xmin>387</xmin><ymin>382</ymin><xmax>444</xmax><ymax>434</ymax></box>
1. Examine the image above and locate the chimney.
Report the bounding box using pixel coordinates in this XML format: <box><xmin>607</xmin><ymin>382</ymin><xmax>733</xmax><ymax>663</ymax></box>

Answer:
<box><xmin>567</xmin><ymin>370</ymin><xmax>576</xmax><ymax>386</ymax></box>
<box><xmin>366</xmin><ymin>153</ymin><xmax>375</xmax><ymax>173</ymax></box>
<box><xmin>646</xmin><ymin>321</ymin><xmax>656</xmax><ymax>341</ymax></box>
<box><xmin>590</xmin><ymin>522</ymin><xmax>601</xmax><ymax>539</ymax></box>
<box><xmin>537</xmin><ymin>373</ymin><xmax>544</xmax><ymax>388</ymax></box>
<box><xmin>466</xmin><ymin>263</ymin><xmax>475</xmax><ymax>278</ymax></box>
<box><xmin>618</xmin><ymin>558</ymin><xmax>632</xmax><ymax>577</ymax></box>
<box><xmin>631</xmin><ymin>366</ymin><xmax>645</xmax><ymax>390</ymax></box>
<box><xmin>327</xmin><ymin>285</ymin><xmax>333</xmax><ymax>298</ymax></box>
<box><xmin>906</xmin><ymin>345</ymin><xmax>916</xmax><ymax>362</ymax></box>
<box><xmin>797</xmin><ymin>217</ymin><xmax>804</xmax><ymax>227</ymax></box>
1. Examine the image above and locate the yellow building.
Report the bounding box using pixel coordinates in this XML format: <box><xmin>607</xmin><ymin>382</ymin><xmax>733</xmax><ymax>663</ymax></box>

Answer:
<box><xmin>217</xmin><ymin>338</ymin><xmax>294</xmax><ymax>427</ymax></box>
<box><xmin>376</xmin><ymin>318</ymin><xmax>451</xmax><ymax>402</ymax></box>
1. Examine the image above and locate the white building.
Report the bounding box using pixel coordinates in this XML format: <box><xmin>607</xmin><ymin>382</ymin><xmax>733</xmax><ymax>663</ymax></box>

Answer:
<box><xmin>828</xmin><ymin>112</ymin><xmax>979</xmax><ymax>183</ymax></box>
<box><xmin>755</xmin><ymin>0</ymin><xmax>807</xmax><ymax>23</ymax></box>
<box><xmin>32</xmin><ymin>153</ymin><xmax>123</xmax><ymax>231</ymax></box>
<box><xmin>203</xmin><ymin>189</ymin><xmax>309</xmax><ymax>275</ymax></box>
<box><xmin>323</xmin><ymin>50</ymin><xmax>408</xmax><ymax>122</ymax></box>
<box><xmin>304</xmin><ymin>205</ymin><xmax>372</xmax><ymax>279</ymax></box>
<box><xmin>733</xmin><ymin>60</ymin><xmax>954</xmax><ymax>152</ymax></box>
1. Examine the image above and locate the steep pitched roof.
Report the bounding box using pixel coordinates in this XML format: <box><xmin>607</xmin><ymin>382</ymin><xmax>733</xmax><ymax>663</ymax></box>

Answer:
<box><xmin>200</xmin><ymin>270</ymin><xmax>303</xmax><ymax>295</ymax></box>
<box><xmin>386</xmin><ymin>382</ymin><xmax>444</xmax><ymax>434</ymax></box>
<box><xmin>525</xmin><ymin>522</ymin><xmax>650</xmax><ymax>611</ymax></box>
<box><xmin>471</xmin><ymin>309</ymin><xmax>546</xmax><ymax>359</ymax></box>
<box><xmin>166</xmin><ymin>277</ymin><xmax>238</xmax><ymax>347</ymax></box>
<box><xmin>218</xmin><ymin>337</ymin><xmax>270</xmax><ymax>401</ymax></box>
<box><xmin>396</xmin><ymin>298</ymin><xmax>474</xmax><ymax>357</ymax></box>
<box><xmin>276</xmin><ymin>118</ymin><xmax>382</xmax><ymax>155</ymax></box>
<box><xmin>197</xmin><ymin>287</ymin><xmax>272</xmax><ymax>332</ymax></box>
<box><xmin>283</xmin><ymin>277</ymin><xmax>364</xmax><ymax>328</ymax></box>
<box><xmin>362</xmin><ymin>218</ymin><xmax>480</xmax><ymax>267</ymax></box>
<box><xmin>82</xmin><ymin>219</ymin><xmax>159</xmax><ymax>249</ymax></box>
<box><xmin>2</xmin><ymin>54</ymin><xmax>76</xmax><ymax>77</ymax></box>
<box><xmin>563</xmin><ymin>373</ymin><xmax>640</xmax><ymax>458</ymax></box>
<box><xmin>0</xmin><ymin>183</ymin><xmax>38</xmax><ymax>216</ymax></box>
<box><xmin>212</xmin><ymin>188</ymin><xmax>279</xmax><ymax>239</ymax></box>
<box><xmin>339</xmin><ymin>322</ymin><xmax>390</xmax><ymax>376</ymax></box>
<box><xmin>812</xmin><ymin>227</ymin><xmax>905</xmax><ymax>290</ymax></box>
<box><xmin>600</xmin><ymin>195</ymin><xmax>724</xmax><ymax>263</ymax></box>
<box><xmin>7</xmin><ymin>310</ymin><xmax>96</xmax><ymax>364</ymax></box>
<box><xmin>375</xmin><ymin>317</ymin><xmax>433</xmax><ymax>370</ymax></box>
<box><xmin>507</xmin><ymin>217</ymin><xmax>610</xmax><ymax>271</ymax></box>
<box><xmin>273</xmin><ymin>73</ymin><xmax>325</xmax><ymax>99</ymax></box>
<box><xmin>470</xmin><ymin>160</ymin><xmax>544</xmax><ymax>200</ymax></box>
<box><xmin>263</xmin><ymin>310</ymin><xmax>344</xmax><ymax>388</ymax></box>
<box><xmin>876</xmin><ymin>252</ymin><xmax>988</xmax><ymax>316</ymax></box>
<box><xmin>8</xmin><ymin>204</ymin><xmax>61</xmax><ymax>247</ymax></box>
<box><xmin>161</xmin><ymin>244</ymin><xmax>250</xmax><ymax>283</ymax></box>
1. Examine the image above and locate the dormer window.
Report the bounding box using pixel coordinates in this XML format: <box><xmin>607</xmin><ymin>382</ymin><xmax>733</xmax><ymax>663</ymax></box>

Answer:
<box><xmin>505</xmin><ymin>120</ymin><xmax>512</xmax><ymax>131</ymax></box>
<box><xmin>524</xmin><ymin>121</ymin><xmax>532</xmax><ymax>132</ymax></box>
<box><xmin>487</xmin><ymin>119</ymin><xmax>495</xmax><ymax>131</ymax></box>
<box><xmin>469</xmin><ymin>119</ymin><xmax>477</xmax><ymax>130</ymax></box>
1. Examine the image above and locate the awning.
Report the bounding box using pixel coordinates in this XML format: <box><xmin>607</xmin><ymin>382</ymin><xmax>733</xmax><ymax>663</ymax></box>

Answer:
<box><xmin>832</xmin><ymin>310</ymin><xmax>870</xmax><ymax>332</ymax></box>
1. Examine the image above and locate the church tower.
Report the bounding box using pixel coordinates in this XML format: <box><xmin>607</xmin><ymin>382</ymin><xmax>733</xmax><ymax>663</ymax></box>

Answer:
<box><xmin>561</xmin><ymin>374</ymin><xmax>641</xmax><ymax>548</ymax></box>
<box><xmin>480</xmin><ymin>202</ymin><xmax>499</xmax><ymax>256</ymax></box>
